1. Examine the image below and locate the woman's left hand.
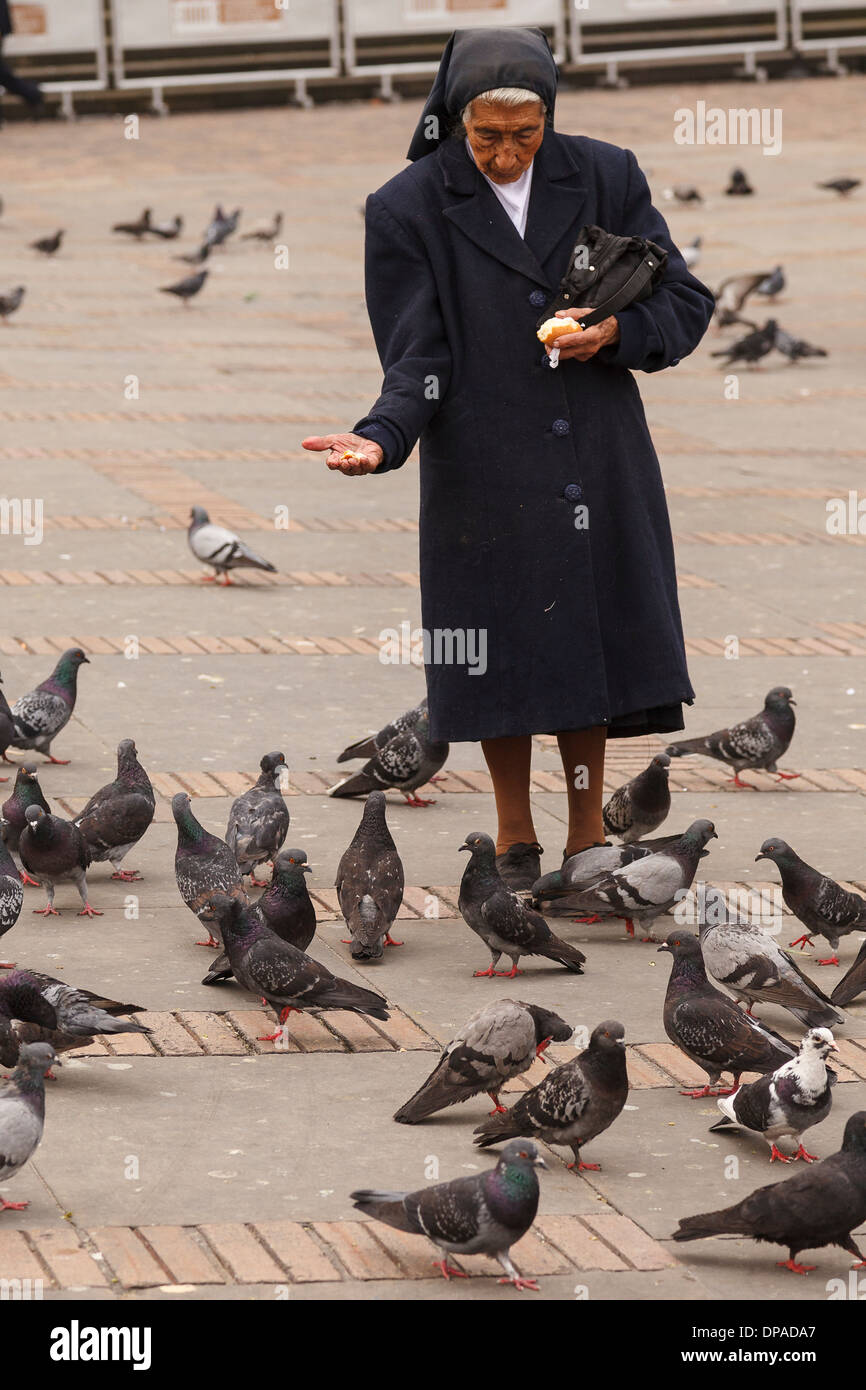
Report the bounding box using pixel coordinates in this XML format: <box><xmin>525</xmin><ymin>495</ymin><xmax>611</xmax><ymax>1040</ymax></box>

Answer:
<box><xmin>547</xmin><ymin>306</ymin><xmax>621</xmax><ymax>361</ymax></box>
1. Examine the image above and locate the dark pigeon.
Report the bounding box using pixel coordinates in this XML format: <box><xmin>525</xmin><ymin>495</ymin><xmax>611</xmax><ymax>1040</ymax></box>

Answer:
<box><xmin>725</xmin><ymin>167</ymin><xmax>754</xmax><ymax>195</ymax></box>
<box><xmin>330</xmin><ymin>698</ymin><xmax>448</xmax><ymax>806</ymax></box>
<box><xmin>0</xmin><ymin>834</ymin><xmax>23</xmax><ymax>968</ymax></box>
<box><xmin>673</xmin><ymin>1110</ymin><xmax>866</xmax><ymax>1274</ymax></box>
<box><xmin>0</xmin><ymin>671</ymin><xmax>17</xmax><ymax>770</ymax></box>
<box><xmin>30</xmin><ymin>230</ymin><xmax>64</xmax><ymax>256</ymax></box>
<box><xmin>474</xmin><ymin>1019</ymin><xmax>628</xmax><ymax>1172</ymax></box>
<box><xmin>187</xmin><ymin>505</ymin><xmax>276</xmax><ymax>583</ymax></box>
<box><xmin>0</xmin><ymin>287</ymin><xmax>25</xmax><ymax>323</ymax></box>
<box><xmin>19</xmin><ymin>805</ymin><xmax>100</xmax><ymax>918</ymax></box>
<box><xmin>174</xmin><ymin>242</ymin><xmax>211</xmax><ymax>266</ymax></box>
<box><xmin>74</xmin><ymin>738</ymin><xmax>155</xmax><ymax>881</ymax></box>
<box><xmin>659</xmin><ymin>930</ymin><xmax>797</xmax><ymax>1098</ymax></box>
<box><xmin>112</xmin><ymin>208</ymin><xmax>151</xmax><ymax>238</ymax></box>
<box><xmin>666</xmin><ymin>686</ymin><xmax>796</xmax><ymax>787</ymax></box>
<box><xmin>710</xmin><ymin>1027</ymin><xmax>838</xmax><ymax>1163</ymax></box>
<box><xmin>458</xmin><ymin>831</ymin><xmax>585</xmax><ymax>977</ymax></box>
<box><xmin>149</xmin><ymin>214</ymin><xmax>183</xmax><ymax>240</ymax></box>
<box><xmin>201</xmin><ymin>848</ymin><xmax>317</xmax><ymax>985</ymax></box>
<box><xmin>713</xmin><ymin>271</ymin><xmax>768</xmax><ymax>326</ymax></box>
<box><xmin>394</xmin><ymin>1000</ymin><xmax>572</xmax><ymax>1124</ymax></box>
<box><xmin>774</xmin><ymin>326</ymin><xmax>828</xmax><ymax>363</ymax></box>
<box><xmin>1</xmin><ymin>765</ymin><xmax>49</xmax><ymax>887</ymax></box>
<box><xmin>817</xmin><ymin>178</ymin><xmax>861</xmax><ymax>197</ymax></box>
<box><xmin>711</xmin><ymin>319</ymin><xmax>777</xmax><ymax>367</ymax></box>
<box><xmin>757</xmin><ymin>837</ymin><xmax>866</xmax><ymax>966</ymax></box>
<box><xmin>225</xmin><ymin>752</ymin><xmax>289</xmax><ymax>884</ymax></box>
<box><xmin>160</xmin><ymin>269</ymin><xmax>208</xmax><ymax>305</ymax></box>
<box><xmin>0</xmin><ymin>970</ymin><xmax>150</xmax><ymax>1068</ymax></box>
<box><xmin>351</xmin><ymin>1138</ymin><xmax>547</xmax><ymax>1289</ymax></box>
<box><xmin>335</xmin><ymin>791</ymin><xmax>404</xmax><ymax>960</ymax></box>
<box><xmin>9</xmin><ymin>648</ymin><xmax>89</xmax><ymax>763</ymax></box>
<box><xmin>832</xmin><ymin>940</ymin><xmax>866</xmax><ymax>1009</ymax></box>
<box><xmin>602</xmin><ymin>752</ymin><xmax>671</xmax><ymax>842</ymax></box>
<box><xmin>0</xmin><ymin>1041</ymin><xmax>57</xmax><ymax>1211</ymax></box>
<box><xmin>173</xmin><ymin>792</ymin><xmax>247</xmax><ymax>948</ymax></box>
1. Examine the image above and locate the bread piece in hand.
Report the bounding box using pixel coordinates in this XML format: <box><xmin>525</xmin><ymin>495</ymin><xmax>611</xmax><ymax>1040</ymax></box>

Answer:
<box><xmin>537</xmin><ymin>316</ymin><xmax>583</xmax><ymax>345</ymax></box>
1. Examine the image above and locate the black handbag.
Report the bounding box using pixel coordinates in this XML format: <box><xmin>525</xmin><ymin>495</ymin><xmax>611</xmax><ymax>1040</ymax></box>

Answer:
<box><xmin>536</xmin><ymin>224</ymin><xmax>668</xmax><ymax>332</ymax></box>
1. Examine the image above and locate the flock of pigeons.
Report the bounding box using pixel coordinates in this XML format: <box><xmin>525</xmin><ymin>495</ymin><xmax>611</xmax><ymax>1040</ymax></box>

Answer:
<box><xmin>1</xmin><ymin>658</ymin><xmax>865</xmax><ymax>1288</ymax></box>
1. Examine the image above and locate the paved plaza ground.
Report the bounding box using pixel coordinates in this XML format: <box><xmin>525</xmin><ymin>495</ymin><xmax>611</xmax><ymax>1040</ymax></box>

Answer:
<box><xmin>0</xmin><ymin>75</ymin><xmax>865</xmax><ymax>1303</ymax></box>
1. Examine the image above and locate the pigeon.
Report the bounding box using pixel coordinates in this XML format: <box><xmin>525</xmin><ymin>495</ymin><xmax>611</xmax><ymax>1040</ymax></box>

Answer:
<box><xmin>832</xmin><ymin>941</ymin><xmax>866</xmax><ymax>1008</ymax></box>
<box><xmin>335</xmin><ymin>791</ymin><xmax>405</xmax><ymax>959</ymax></box>
<box><xmin>0</xmin><ymin>970</ymin><xmax>150</xmax><ymax>1067</ymax></box>
<box><xmin>659</xmin><ymin>930</ymin><xmax>797</xmax><ymax>1098</ymax></box>
<box><xmin>710</xmin><ymin>1028</ymin><xmax>838</xmax><ymax>1163</ymax></box>
<box><xmin>698</xmin><ymin>894</ymin><xmax>843</xmax><ymax>1029</ymax></box>
<box><xmin>351</xmin><ymin>1139</ymin><xmax>546</xmax><ymax>1289</ymax></box>
<box><xmin>112</xmin><ymin>208</ymin><xmax>152</xmax><ymax>238</ymax></box>
<box><xmin>9</xmin><ymin>648</ymin><xmax>89</xmax><ymax>764</ymax></box>
<box><xmin>19</xmin><ymin>806</ymin><xmax>100</xmax><ymax>918</ymax></box>
<box><xmin>713</xmin><ymin>272</ymin><xmax>769</xmax><ymax>326</ymax></box>
<box><xmin>681</xmin><ymin>235</ymin><xmax>702</xmax><ymax>269</ymax></box>
<box><xmin>201</xmin><ymin>848</ymin><xmax>317</xmax><ymax>985</ymax></box>
<box><xmin>329</xmin><ymin>697</ymin><xmax>448</xmax><ymax>806</ymax></box>
<box><xmin>663</xmin><ymin>185</ymin><xmax>702</xmax><ymax>204</ymax></box>
<box><xmin>187</xmin><ymin>505</ymin><xmax>276</xmax><ymax>584</ymax></box>
<box><xmin>474</xmin><ymin>1020</ymin><xmax>628</xmax><ymax>1172</ymax></box>
<box><xmin>756</xmin><ymin>838</ymin><xmax>866</xmax><ymax>967</ymax></box>
<box><xmin>173</xmin><ymin>242</ymin><xmax>211</xmax><ymax>266</ymax></box>
<box><xmin>0</xmin><ymin>836</ymin><xmax>23</xmax><ymax>969</ymax></box>
<box><xmin>458</xmin><ymin>831</ymin><xmax>586</xmax><ymax>976</ymax></box>
<box><xmin>757</xmin><ymin>265</ymin><xmax>785</xmax><ymax>299</ymax></box>
<box><xmin>673</xmin><ymin>1110</ymin><xmax>866</xmax><ymax>1274</ymax></box>
<box><xmin>665</xmin><ymin>686</ymin><xmax>796</xmax><ymax>788</ymax></box>
<box><xmin>30</xmin><ymin>230</ymin><xmax>64</xmax><ymax>256</ymax></box>
<box><xmin>0</xmin><ymin>287</ymin><xmax>24</xmax><ymax>323</ymax></box>
<box><xmin>0</xmin><ymin>1041</ymin><xmax>57</xmax><ymax>1212</ymax></box>
<box><xmin>711</xmin><ymin>319</ymin><xmax>777</xmax><ymax>367</ymax></box>
<box><xmin>816</xmin><ymin>177</ymin><xmax>861</xmax><ymax>197</ymax></box>
<box><xmin>149</xmin><ymin>215</ymin><xmax>183</xmax><ymax>240</ymax></box>
<box><xmin>241</xmin><ymin>212</ymin><xmax>283</xmax><ymax>242</ymax></box>
<box><xmin>74</xmin><ymin>738</ymin><xmax>155</xmax><ymax>882</ymax></box>
<box><xmin>204</xmin><ymin>205</ymin><xmax>241</xmax><ymax>247</ymax></box>
<box><xmin>725</xmin><ymin>167</ymin><xmax>754</xmax><ymax>195</ymax></box>
<box><xmin>565</xmin><ymin>820</ymin><xmax>717</xmax><ymax>941</ymax></box>
<box><xmin>207</xmin><ymin>894</ymin><xmax>389</xmax><ymax>1033</ymax></box>
<box><xmin>0</xmin><ymin>671</ymin><xmax>16</xmax><ymax>766</ymax></box>
<box><xmin>531</xmin><ymin>838</ymin><xmax>692</xmax><ymax>906</ymax></box>
<box><xmin>602</xmin><ymin>752</ymin><xmax>671</xmax><ymax>842</ymax></box>
<box><xmin>773</xmin><ymin>325</ymin><xmax>828</xmax><ymax>363</ymax></box>
<box><xmin>1</xmin><ymin>764</ymin><xmax>49</xmax><ymax>862</ymax></box>
<box><xmin>225</xmin><ymin>752</ymin><xmax>289</xmax><ymax>885</ymax></box>
<box><xmin>173</xmin><ymin>793</ymin><xmax>247</xmax><ymax>948</ymax></box>
<box><xmin>160</xmin><ymin>269</ymin><xmax>208</xmax><ymax>306</ymax></box>
<box><xmin>394</xmin><ymin>1000</ymin><xmax>573</xmax><ymax>1124</ymax></box>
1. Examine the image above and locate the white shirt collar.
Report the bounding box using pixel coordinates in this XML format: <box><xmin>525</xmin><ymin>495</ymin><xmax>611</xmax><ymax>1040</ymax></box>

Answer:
<box><xmin>465</xmin><ymin>136</ymin><xmax>534</xmax><ymax>239</ymax></box>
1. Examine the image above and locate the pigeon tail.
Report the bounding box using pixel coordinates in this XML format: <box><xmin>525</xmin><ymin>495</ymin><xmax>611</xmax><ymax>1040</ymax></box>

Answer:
<box><xmin>665</xmin><ymin>738</ymin><xmax>707</xmax><ymax>759</ymax></box>
<box><xmin>537</xmin><ymin>936</ymin><xmax>586</xmax><ymax>973</ymax></box>
<box><xmin>673</xmin><ymin>1206</ymin><xmax>753</xmax><ymax>1242</ymax></box>
<box><xmin>472</xmin><ymin>1108</ymin><xmax>522</xmax><ymax>1148</ymax></box>
<box><xmin>349</xmin><ymin>1191</ymin><xmax>418</xmax><ymax>1233</ymax></box>
<box><xmin>329</xmin><ymin>770</ymin><xmax>380</xmax><ymax>799</ymax></box>
<box><xmin>393</xmin><ymin>1062</ymin><xmax>470</xmax><ymax>1124</ymax></box>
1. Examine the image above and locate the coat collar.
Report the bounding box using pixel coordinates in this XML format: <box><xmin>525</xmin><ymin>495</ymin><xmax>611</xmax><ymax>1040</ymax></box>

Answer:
<box><xmin>438</xmin><ymin>129</ymin><xmax>588</xmax><ymax>288</ymax></box>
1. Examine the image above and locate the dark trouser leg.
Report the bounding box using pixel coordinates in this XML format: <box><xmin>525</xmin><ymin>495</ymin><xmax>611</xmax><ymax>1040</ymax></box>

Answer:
<box><xmin>0</xmin><ymin>39</ymin><xmax>43</xmax><ymax>106</ymax></box>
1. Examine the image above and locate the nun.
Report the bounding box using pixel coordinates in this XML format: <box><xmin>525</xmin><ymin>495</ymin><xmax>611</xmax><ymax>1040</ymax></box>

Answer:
<box><xmin>303</xmin><ymin>27</ymin><xmax>714</xmax><ymax>889</ymax></box>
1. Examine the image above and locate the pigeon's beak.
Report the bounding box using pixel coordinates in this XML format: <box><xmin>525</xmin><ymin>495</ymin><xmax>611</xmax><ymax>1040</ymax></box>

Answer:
<box><xmin>828</xmin><ymin>1041</ymin><xmax>840</xmax><ymax>1052</ymax></box>
<box><xmin>709</xmin><ymin>831</ymin><xmax>718</xmax><ymax>840</ymax></box>
<box><xmin>534</xmin><ymin>1155</ymin><xmax>548</xmax><ymax>1170</ymax></box>
<box><xmin>458</xmin><ymin>843</ymin><xmax>471</xmax><ymax>853</ymax></box>
<box><xmin>657</xmin><ymin>943</ymin><xmax>671</xmax><ymax>953</ymax></box>
<box><xmin>82</xmin><ymin>656</ymin><xmax>90</xmax><ymax>664</ymax></box>
<box><xmin>301</xmin><ymin>865</ymin><xmax>312</xmax><ymax>874</ymax></box>
<box><xmin>616</xmin><ymin>1038</ymin><xmax>627</xmax><ymax>1047</ymax></box>
<box><xmin>754</xmin><ymin>853</ymin><xmax>767</xmax><ymax>862</ymax></box>
<box><xmin>789</xmin><ymin>698</ymin><xmax>796</xmax><ymax>706</ymax></box>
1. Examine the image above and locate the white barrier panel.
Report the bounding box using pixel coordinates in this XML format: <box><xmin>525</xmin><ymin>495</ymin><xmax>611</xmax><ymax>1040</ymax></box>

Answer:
<box><xmin>345</xmin><ymin>0</ymin><xmax>565</xmax><ymax>79</ymax></box>
<box><xmin>792</xmin><ymin>0</ymin><xmax>866</xmax><ymax>56</ymax></box>
<box><xmin>570</xmin><ymin>0</ymin><xmax>787</xmax><ymax>71</ymax></box>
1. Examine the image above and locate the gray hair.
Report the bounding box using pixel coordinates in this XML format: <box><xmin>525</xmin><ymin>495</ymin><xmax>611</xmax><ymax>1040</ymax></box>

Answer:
<box><xmin>460</xmin><ymin>87</ymin><xmax>546</xmax><ymax>123</ymax></box>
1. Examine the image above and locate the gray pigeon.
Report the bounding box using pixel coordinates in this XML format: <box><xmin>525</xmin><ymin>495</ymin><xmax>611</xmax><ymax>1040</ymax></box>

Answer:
<box><xmin>773</xmin><ymin>326</ymin><xmax>828</xmax><ymax>363</ymax></box>
<box><xmin>602</xmin><ymin>752</ymin><xmax>671</xmax><ymax>842</ymax></box>
<box><xmin>394</xmin><ymin>1000</ymin><xmax>573</xmax><ymax>1124</ymax></box>
<box><xmin>204</xmin><ymin>205</ymin><xmax>241</xmax><ymax>247</ymax></box>
<box><xmin>330</xmin><ymin>698</ymin><xmax>448</xmax><ymax>806</ymax></box>
<box><xmin>711</xmin><ymin>319</ymin><xmax>777</xmax><ymax>367</ymax></box>
<box><xmin>0</xmin><ymin>287</ymin><xmax>25</xmax><ymax>323</ymax></box>
<box><xmin>757</xmin><ymin>265</ymin><xmax>785</xmax><ymax>298</ymax></box>
<box><xmin>225</xmin><ymin>752</ymin><xmax>289</xmax><ymax>884</ymax></box>
<box><xmin>565</xmin><ymin>820</ymin><xmax>717</xmax><ymax>941</ymax></box>
<box><xmin>0</xmin><ymin>1042</ymin><xmax>57</xmax><ymax>1211</ymax></box>
<box><xmin>9</xmin><ymin>648</ymin><xmax>90</xmax><ymax>764</ymax></box>
<box><xmin>351</xmin><ymin>1139</ymin><xmax>547</xmax><ymax>1289</ymax></box>
<box><xmin>713</xmin><ymin>271</ymin><xmax>768</xmax><ymax>326</ymax></box>
<box><xmin>531</xmin><ymin>841</ymin><xmax>665</xmax><ymax>906</ymax></box>
<box><xmin>0</xmin><ymin>836</ymin><xmax>24</xmax><ymax>969</ymax></box>
<box><xmin>0</xmin><ymin>970</ymin><xmax>150</xmax><ymax>1068</ymax></box>
<box><xmin>241</xmin><ymin>212</ymin><xmax>283</xmax><ymax>242</ymax></box>
<box><xmin>710</xmin><ymin>1028</ymin><xmax>838</xmax><ymax>1163</ymax></box>
<box><xmin>459</xmin><ymin>832</ymin><xmax>586</xmax><ymax>976</ymax></box>
<box><xmin>201</xmin><ymin>848</ymin><xmax>317</xmax><ymax>985</ymax></box>
<box><xmin>335</xmin><ymin>791</ymin><xmax>404</xmax><ymax>959</ymax></box>
<box><xmin>74</xmin><ymin>738</ymin><xmax>155</xmax><ymax>881</ymax></box>
<box><xmin>187</xmin><ymin>505</ymin><xmax>276</xmax><ymax>584</ymax></box>
<box><xmin>756</xmin><ymin>838</ymin><xmax>866</xmax><ymax>966</ymax></box>
<box><xmin>474</xmin><ymin>1020</ymin><xmax>628</xmax><ymax>1171</ymax></box>
<box><xmin>173</xmin><ymin>793</ymin><xmax>248</xmax><ymax>948</ymax></box>
<box><xmin>159</xmin><ymin>269</ymin><xmax>208</xmax><ymax>305</ymax></box>
<box><xmin>19</xmin><ymin>805</ymin><xmax>100</xmax><ymax>918</ymax></box>
<box><xmin>666</xmin><ymin>686</ymin><xmax>796</xmax><ymax>787</ymax></box>
<box><xmin>174</xmin><ymin>242</ymin><xmax>211</xmax><ymax>266</ymax></box>
<box><xmin>832</xmin><ymin>940</ymin><xmax>866</xmax><ymax>1008</ymax></box>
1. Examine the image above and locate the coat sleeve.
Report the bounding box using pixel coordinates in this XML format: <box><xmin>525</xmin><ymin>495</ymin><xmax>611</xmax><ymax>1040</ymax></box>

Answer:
<box><xmin>352</xmin><ymin>192</ymin><xmax>453</xmax><ymax>473</ymax></box>
<box><xmin>596</xmin><ymin>148</ymin><xmax>715</xmax><ymax>375</ymax></box>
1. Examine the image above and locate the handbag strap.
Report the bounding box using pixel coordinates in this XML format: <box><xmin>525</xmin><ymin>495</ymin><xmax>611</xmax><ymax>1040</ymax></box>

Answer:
<box><xmin>576</xmin><ymin>251</ymin><xmax>663</xmax><ymax>330</ymax></box>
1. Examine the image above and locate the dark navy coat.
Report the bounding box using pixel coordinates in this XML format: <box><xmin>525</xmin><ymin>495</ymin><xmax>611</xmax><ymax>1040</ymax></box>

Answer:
<box><xmin>354</xmin><ymin>128</ymin><xmax>714</xmax><ymax>744</ymax></box>
<box><xmin>0</xmin><ymin>2</ymin><xmax>11</xmax><ymax>39</ymax></box>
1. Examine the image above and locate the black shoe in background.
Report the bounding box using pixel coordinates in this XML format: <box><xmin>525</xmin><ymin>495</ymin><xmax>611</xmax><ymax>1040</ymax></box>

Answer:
<box><xmin>495</xmin><ymin>841</ymin><xmax>544</xmax><ymax>891</ymax></box>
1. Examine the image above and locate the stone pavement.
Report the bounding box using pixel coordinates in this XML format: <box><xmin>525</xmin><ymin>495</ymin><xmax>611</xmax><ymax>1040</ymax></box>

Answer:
<box><xmin>0</xmin><ymin>77</ymin><xmax>864</xmax><ymax>1302</ymax></box>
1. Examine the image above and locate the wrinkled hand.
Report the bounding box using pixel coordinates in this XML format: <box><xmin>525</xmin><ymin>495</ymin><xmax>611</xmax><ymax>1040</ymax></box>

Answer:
<box><xmin>547</xmin><ymin>306</ymin><xmax>620</xmax><ymax>362</ymax></box>
<box><xmin>301</xmin><ymin>432</ymin><xmax>383</xmax><ymax>476</ymax></box>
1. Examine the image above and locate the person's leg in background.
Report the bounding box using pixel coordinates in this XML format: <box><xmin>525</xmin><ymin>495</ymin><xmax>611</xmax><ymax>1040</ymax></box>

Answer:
<box><xmin>480</xmin><ymin>734</ymin><xmax>543</xmax><ymax>889</ymax></box>
<box><xmin>555</xmin><ymin>726</ymin><xmax>608</xmax><ymax>859</ymax></box>
<box><xmin>0</xmin><ymin>37</ymin><xmax>44</xmax><ymax>112</ymax></box>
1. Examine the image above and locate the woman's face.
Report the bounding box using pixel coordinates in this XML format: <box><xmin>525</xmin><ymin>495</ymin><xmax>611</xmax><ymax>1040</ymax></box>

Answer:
<box><xmin>464</xmin><ymin>98</ymin><xmax>546</xmax><ymax>183</ymax></box>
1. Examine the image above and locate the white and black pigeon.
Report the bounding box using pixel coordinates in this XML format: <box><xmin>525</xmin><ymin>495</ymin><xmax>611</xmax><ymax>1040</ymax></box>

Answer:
<box><xmin>335</xmin><ymin>791</ymin><xmax>404</xmax><ymax>960</ymax></box>
<box><xmin>0</xmin><ymin>287</ymin><xmax>25</xmax><ymax>323</ymax></box>
<box><xmin>187</xmin><ymin>505</ymin><xmax>276</xmax><ymax>584</ymax></box>
<box><xmin>329</xmin><ymin>697</ymin><xmax>448</xmax><ymax>806</ymax></box>
<box><xmin>201</xmin><ymin>848</ymin><xmax>317</xmax><ymax>986</ymax></box>
<box><xmin>832</xmin><ymin>941</ymin><xmax>866</xmax><ymax>1009</ymax></box>
<box><xmin>74</xmin><ymin>738</ymin><xmax>155</xmax><ymax>882</ymax></box>
<box><xmin>757</xmin><ymin>265</ymin><xmax>785</xmax><ymax>298</ymax></box>
<box><xmin>756</xmin><ymin>838</ymin><xmax>866</xmax><ymax>967</ymax></box>
<box><xmin>0</xmin><ymin>1041</ymin><xmax>57</xmax><ymax>1212</ymax></box>
<box><xmin>19</xmin><ymin>806</ymin><xmax>100</xmax><ymax>918</ymax></box>
<box><xmin>173</xmin><ymin>792</ymin><xmax>248</xmax><ymax>948</ymax></box>
<box><xmin>602</xmin><ymin>752</ymin><xmax>671</xmax><ymax>842</ymax></box>
<box><xmin>531</xmin><ymin>840</ymin><xmax>671</xmax><ymax>907</ymax></box>
<box><xmin>459</xmin><ymin>832</ymin><xmax>586</xmax><ymax>977</ymax></box>
<box><xmin>394</xmin><ymin>1000</ymin><xmax>573</xmax><ymax>1124</ymax></box>
<box><xmin>9</xmin><ymin>648</ymin><xmax>89</xmax><ymax>764</ymax></box>
<box><xmin>0</xmin><ymin>970</ymin><xmax>150</xmax><ymax>1068</ymax></box>
<box><xmin>351</xmin><ymin>1139</ymin><xmax>547</xmax><ymax>1289</ymax></box>
<box><xmin>659</xmin><ymin>931</ymin><xmax>797</xmax><ymax>1098</ymax></box>
<box><xmin>681</xmin><ymin>235</ymin><xmax>702</xmax><ymax>269</ymax></box>
<box><xmin>664</xmin><ymin>184</ymin><xmax>702</xmax><ymax>204</ymax></box>
<box><xmin>225</xmin><ymin>751</ymin><xmax>289</xmax><ymax>885</ymax></box>
<box><xmin>474</xmin><ymin>1020</ymin><xmax>628</xmax><ymax>1172</ymax></box>
<box><xmin>149</xmin><ymin>214</ymin><xmax>183</xmax><ymax>240</ymax></box>
<box><xmin>565</xmin><ymin>820</ymin><xmax>717</xmax><ymax>941</ymax></box>
<box><xmin>698</xmin><ymin>887</ymin><xmax>843</xmax><ymax>1028</ymax></box>
<box><xmin>710</xmin><ymin>1028</ymin><xmax>838</xmax><ymax>1163</ymax></box>
<box><xmin>713</xmin><ymin>271</ymin><xmax>769</xmax><ymax>326</ymax></box>
<box><xmin>0</xmin><ymin>836</ymin><xmax>23</xmax><ymax>969</ymax></box>
<box><xmin>666</xmin><ymin>686</ymin><xmax>797</xmax><ymax>788</ymax></box>
<box><xmin>773</xmin><ymin>325</ymin><xmax>828</xmax><ymax>363</ymax></box>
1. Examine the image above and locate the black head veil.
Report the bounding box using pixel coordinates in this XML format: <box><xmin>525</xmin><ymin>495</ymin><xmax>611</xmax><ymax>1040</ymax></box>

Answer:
<box><xmin>406</xmin><ymin>27</ymin><xmax>558</xmax><ymax>162</ymax></box>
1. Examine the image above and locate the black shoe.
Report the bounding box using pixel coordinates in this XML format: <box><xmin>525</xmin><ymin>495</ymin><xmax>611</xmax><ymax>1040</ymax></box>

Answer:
<box><xmin>496</xmin><ymin>841</ymin><xmax>543</xmax><ymax>891</ymax></box>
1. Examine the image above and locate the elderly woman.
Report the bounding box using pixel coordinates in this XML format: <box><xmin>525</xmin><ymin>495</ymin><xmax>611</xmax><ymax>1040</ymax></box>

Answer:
<box><xmin>303</xmin><ymin>27</ymin><xmax>714</xmax><ymax>889</ymax></box>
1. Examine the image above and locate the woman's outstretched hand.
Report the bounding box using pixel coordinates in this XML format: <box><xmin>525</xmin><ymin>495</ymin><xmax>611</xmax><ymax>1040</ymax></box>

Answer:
<box><xmin>302</xmin><ymin>432</ymin><xmax>383</xmax><ymax>476</ymax></box>
<box><xmin>547</xmin><ymin>307</ymin><xmax>620</xmax><ymax>361</ymax></box>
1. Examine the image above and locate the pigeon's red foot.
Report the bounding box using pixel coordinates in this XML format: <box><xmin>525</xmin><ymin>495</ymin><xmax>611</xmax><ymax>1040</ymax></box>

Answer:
<box><xmin>494</xmin><ymin>966</ymin><xmax>523</xmax><ymax>978</ymax></box>
<box><xmin>498</xmin><ymin>1276</ymin><xmax>540</xmax><ymax>1291</ymax></box>
<box><xmin>567</xmin><ymin>1160</ymin><xmax>601</xmax><ymax>1172</ymax></box>
<box><xmin>0</xmin><ymin>1198</ymin><xmax>29</xmax><ymax>1211</ymax></box>
<box><xmin>727</xmin><ymin>773</ymin><xmax>757</xmax><ymax>789</ymax></box>
<box><xmin>384</xmin><ymin>933</ymin><xmax>404</xmax><ymax>947</ymax></box>
<box><xmin>0</xmin><ymin>961</ymin><xmax>15</xmax><ymax>969</ymax></box>
<box><xmin>487</xmin><ymin>1092</ymin><xmax>507</xmax><ymax>1115</ymax></box>
<box><xmin>404</xmin><ymin>795</ymin><xmax>435</xmax><ymax>807</ymax></box>
<box><xmin>775</xmin><ymin>771</ymin><xmax>800</xmax><ymax>781</ymax></box>
<box><xmin>852</xmin><ymin>1260</ymin><xmax>866</xmax><ymax>1270</ymax></box>
<box><xmin>0</xmin><ymin>777</ymin><xmax>7</xmax><ymax>783</ymax></box>
<box><xmin>278</xmin><ymin>1007</ymin><xmax>298</xmax><ymax>1022</ymax></box>
<box><xmin>77</xmin><ymin>904</ymin><xmax>103</xmax><ymax>917</ymax></box>
<box><xmin>794</xmin><ymin>1144</ymin><xmax>819</xmax><ymax>1162</ymax></box>
<box><xmin>32</xmin><ymin>906</ymin><xmax>60</xmax><ymax>916</ymax></box>
<box><xmin>20</xmin><ymin>872</ymin><xmax>40</xmax><ymax>887</ymax></box>
<box><xmin>571</xmin><ymin>914</ymin><xmax>600</xmax><ymax>924</ymax></box>
<box><xmin>201</xmin><ymin>574</ymin><xmax>217</xmax><ymax>582</ymax></box>
<box><xmin>535</xmin><ymin>1038</ymin><xmax>551</xmax><ymax>1058</ymax></box>
<box><xmin>776</xmin><ymin>1259</ymin><xmax>815</xmax><ymax>1274</ymax></box>
<box><xmin>428</xmin><ymin>775</ymin><xmax>446</xmax><ymax>783</ymax></box>
<box><xmin>473</xmin><ymin>967</ymin><xmax>498</xmax><ymax>977</ymax></box>
<box><xmin>640</xmin><ymin>934</ymin><xmax>658</xmax><ymax>944</ymax></box>
<box><xmin>110</xmin><ymin>869</ymin><xmax>141</xmax><ymax>882</ymax></box>
<box><xmin>769</xmin><ymin>1144</ymin><xmax>793</xmax><ymax>1163</ymax></box>
<box><xmin>46</xmin><ymin>755</ymin><xmax>70</xmax><ymax>765</ymax></box>
<box><xmin>257</xmin><ymin>1030</ymin><xmax>283</xmax><ymax>1042</ymax></box>
<box><xmin>220</xmin><ymin>574</ymin><xmax>233</xmax><ymax>586</ymax></box>
<box><xmin>432</xmin><ymin>1260</ymin><xmax>468</xmax><ymax>1281</ymax></box>
<box><xmin>816</xmin><ymin>956</ymin><xmax>839</xmax><ymax>967</ymax></box>
<box><xmin>680</xmin><ymin>1085</ymin><xmax>716</xmax><ymax>1099</ymax></box>
<box><xmin>788</xmin><ymin>934</ymin><xmax>813</xmax><ymax>951</ymax></box>
<box><xmin>195</xmin><ymin>936</ymin><xmax>221</xmax><ymax>949</ymax></box>
<box><xmin>625</xmin><ymin>919</ymin><xmax>635</xmax><ymax>937</ymax></box>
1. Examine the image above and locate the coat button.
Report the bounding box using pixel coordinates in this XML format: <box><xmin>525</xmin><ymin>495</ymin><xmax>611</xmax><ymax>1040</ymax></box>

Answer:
<box><xmin>564</xmin><ymin>483</ymin><xmax>582</xmax><ymax>501</ymax></box>
<box><xmin>529</xmin><ymin>289</ymin><xmax>547</xmax><ymax>307</ymax></box>
<box><xmin>552</xmin><ymin>418</ymin><xmax>570</xmax><ymax>437</ymax></box>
